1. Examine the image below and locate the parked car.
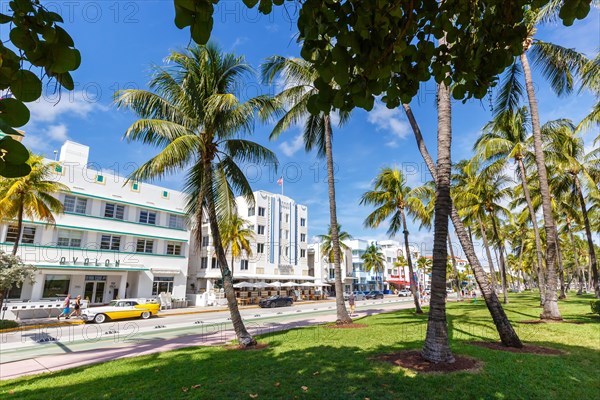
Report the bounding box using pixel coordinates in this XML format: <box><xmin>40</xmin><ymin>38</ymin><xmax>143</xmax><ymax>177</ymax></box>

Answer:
<box><xmin>343</xmin><ymin>291</ymin><xmax>366</xmax><ymax>301</ymax></box>
<box><xmin>81</xmin><ymin>299</ymin><xmax>160</xmax><ymax>324</ymax></box>
<box><xmin>365</xmin><ymin>291</ymin><xmax>384</xmax><ymax>299</ymax></box>
<box><xmin>397</xmin><ymin>289</ymin><xmax>412</xmax><ymax>297</ymax></box>
<box><xmin>259</xmin><ymin>295</ymin><xmax>294</xmax><ymax>308</ymax></box>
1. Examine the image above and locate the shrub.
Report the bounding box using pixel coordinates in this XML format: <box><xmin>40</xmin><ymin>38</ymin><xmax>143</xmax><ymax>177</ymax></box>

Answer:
<box><xmin>591</xmin><ymin>300</ymin><xmax>600</xmax><ymax>316</ymax></box>
<box><xmin>0</xmin><ymin>319</ymin><xmax>19</xmax><ymax>330</ymax></box>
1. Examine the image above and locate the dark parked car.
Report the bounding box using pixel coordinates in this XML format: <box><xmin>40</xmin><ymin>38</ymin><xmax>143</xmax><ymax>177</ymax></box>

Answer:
<box><xmin>259</xmin><ymin>295</ymin><xmax>294</xmax><ymax>308</ymax></box>
<box><xmin>365</xmin><ymin>291</ymin><xmax>384</xmax><ymax>299</ymax></box>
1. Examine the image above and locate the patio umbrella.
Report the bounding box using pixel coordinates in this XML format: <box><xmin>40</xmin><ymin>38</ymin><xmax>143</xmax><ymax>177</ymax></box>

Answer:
<box><xmin>252</xmin><ymin>282</ymin><xmax>270</xmax><ymax>289</ymax></box>
<box><xmin>317</xmin><ymin>283</ymin><xmax>331</xmax><ymax>287</ymax></box>
<box><xmin>281</xmin><ymin>281</ymin><xmax>297</xmax><ymax>287</ymax></box>
<box><xmin>299</xmin><ymin>282</ymin><xmax>315</xmax><ymax>287</ymax></box>
<box><xmin>269</xmin><ymin>281</ymin><xmax>283</xmax><ymax>287</ymax></box>
<box><xmin>233</xmin><ymin>281</ymin><xmax>253</xmax><ymax>288</ymax></box>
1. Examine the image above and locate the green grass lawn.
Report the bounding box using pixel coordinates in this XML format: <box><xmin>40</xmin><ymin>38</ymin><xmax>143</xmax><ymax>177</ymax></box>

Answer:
<box><xmin>1</xmin><ymin>293</ymin><xmax>599</xmax><ymax>400</ymax></box>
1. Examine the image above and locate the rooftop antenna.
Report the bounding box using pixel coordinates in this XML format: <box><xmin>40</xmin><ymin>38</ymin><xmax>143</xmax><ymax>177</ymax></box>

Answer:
<box><xmin>53</xmin><ymin>150</ymin><xmax>58</xmax><ymax>161</ymax></box>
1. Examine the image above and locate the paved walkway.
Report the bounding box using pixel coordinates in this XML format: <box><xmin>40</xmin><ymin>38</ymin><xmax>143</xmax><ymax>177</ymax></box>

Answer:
<box><xmin>0</xmin><ymin>300</ymin><xmax>411</xmax><ymax>380</ymax></box>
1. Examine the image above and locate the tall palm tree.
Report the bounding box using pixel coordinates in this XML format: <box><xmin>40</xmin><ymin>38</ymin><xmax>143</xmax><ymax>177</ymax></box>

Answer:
<box><xmin>495</xmin><ymin>3</ymin><xmax>592</xmax><ymax>318</ymax></box>
<box><xmin>475</xmin><ymin>106</ymin><xmax>545</xmax><ymax>301</ymax></box>
<box><xmin>361</xmin><ymin>243</ymin><xmax>385</xmax><ymax>291</ymax></box>
<box><xmin>115</xmin><ymin>44</ymin><xmax>278</xmax><ymax>347</ymax></box>
<box><xmin>360</xmin><ymin>166</ymin><xmax>425</xmax><ymax>313</ymax></box>
<box><xmin>544</xmin><ymin>121</ymin><xmax>599</xmax><ymax>297</ymax></box>
<box><xmin>0</xmin><ymin>154</ymin><xmax>68</xmax><ymax>255</ymax></box>
<box><xmin>402</xmin><ymin>103</ymin><xmax>522</xmax><ymax>348</ymax></box>
<box><xmin>219</xmin><ymin>213</ymin><xmax>254</xmax><ymax>277</ymax></box>
<box><xmin>261</xmin><ymin>56</ymin><xmax>352</xmax><ymax>324</ymax></box>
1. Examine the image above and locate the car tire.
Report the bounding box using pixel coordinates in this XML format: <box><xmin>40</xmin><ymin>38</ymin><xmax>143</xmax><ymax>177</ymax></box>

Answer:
<box><xmin>286</xmin><ymin>301</ymin><xmax>292</xmax><ymax>306</ymax></box>
<box><xmin>141</xmin><ymin>311</ymin><xmax>151</xmax><ymax>319</ymax></box>
<box><xmin>270</xmin><ymin>302</ymin><xmax>276</xmax><ymax>308</ymax></box>
<box><xmin>94</xmin><ymin>313</ymin><xmax>107</xmax><ymax>324</ymax></box>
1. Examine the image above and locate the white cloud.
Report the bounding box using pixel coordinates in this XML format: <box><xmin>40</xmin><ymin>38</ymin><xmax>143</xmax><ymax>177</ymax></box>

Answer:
<box><xmin>231</xmin><ymin>36</ymin><xmax>249</xmax><ymax>49</ymax></box>
<box><xmin>279</xmin><ymin>133</ymin><xmax>305</xmax><ymax>157</ymax></box>
<box><xmin>45</xmin><ymin>124</ymin><xmax>69</xmax><ymax>141</ymax></box>
<box><xmin>367</xmin><ymin>102</ymin><xmax>411</xmax><ymax>145</ymax></box>
<box><xmin>26</xmin><ymin>93</ymin><xmax>99</xmax><ymax>123</ymax></box>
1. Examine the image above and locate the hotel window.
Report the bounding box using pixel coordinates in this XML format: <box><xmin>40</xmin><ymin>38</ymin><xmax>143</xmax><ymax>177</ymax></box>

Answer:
<box><xmin>248</xmin><ymin>207</ymin><xmax>255</xmax><ymax>217</ymax></box>
<box><xmin>131</xmin><ymin>181</ymin><xmax>140</xmax><ymax>192</ymax></box>
<box><xmin>258</xmin><ymin>207</ymin><xmax>265</xmax><ymax>216</ymax></box>
<box><xmin>257</xmin><ymin>225</ymin><xmax>265</xmax><ymax>235</ymax></box>
<box><xmin>95</xmin><ymin>174</ymin><xmax>105</xmax><ymax>184</ymax></box>
<box><xmin>57</xmin><ymin>230</ymin><xmax>82</xmax><ymax>248</ymax></box>
<box><xmin>200</xmin><ymin>257</ymin><xmax>208</xmax><ymax>269</ymax></box>
<box><xmin>104</xmin><ymin>203</ymin><xmax>125</xmax><ymax>220</ymax></box>
<box><xmin>43</xmin><ymin>275</ymin><xmax>71</xmax><ymax>298</ymax></box>
<box><xmin>136</xmin><ymin>239</ymin><xmax>154</xmax><ymax>253</ymax></box>
<box><xmin>152</xmin><ymin>277</ymin><xmax>174</xmax><ymax>295</ymax></box>
<box><xmin>201</xmin><ymin>236</ymin><xmax>209</xmax><ymax>247</ymax></box>
<box><xmin>300</xmin><ymin>233</ymin><xmax>306</xmax><ymax>242</ymax></box>
<box><xmin>248</xmin><ymin>224</ymin><xmax>255</xmax><ymax>231</ymax></box>
<box><xmin>166</xmin><ymin>241</ymin><xmax>182</xmax><ymax>256</ymax></box>
<box><xmin>211</xmin><ymin>258</ymin><xmax>219</xmax><ymax>269</ymax></box>
<box><xmin>161</xmin><ymin>190</ymin><xmax>169</xmax><ymax>199</ymax></box>
<box><xmin>285</xmin><ymin>214</ymin><xmax>289</xmax><ymax>223</ymax></box>
<box><xmin>284</xmin><ymin>247</ymin><xmax>288</xmax><ymax>257</ymax></box>
<box><xmin>285</xmin><ymin>230</ymin><xmax>289</xmax><ymax>239</ymax></box>
<box><xmin>387</xmin><ymin>269</ymin><xmax>392</xmax><ymax>275</ymax></box>
<box><xmin>300</xmin><ymin>249</ymin><xmax>306</xmax><ymax>257</ymax></box>
<box><xmin>300</xmin><ymin>218</ymin><xmax>306</xmax><ymax>227</ymax></box>
<box><xmin>240</xmin><ymin>260</ymin><xmax>249</xmax><ymax>270</ymax></box>
<box><xmin>54</xmin><ymin>164</ymin><xmax>63</xmax><ymax>174</ymax></box>
<box><xmin>257</xmin><ymin>243</ymin><xmax>264</xmax><ymax>253</ymax></box>
<box><xmin>139</xmin><ymin>209</ymin><xmax>157</xmax><ymax>225</ymax></box>
<box><xmin>168</xmin><ymin>214</ymin><xmax>184</xmax><ymax>229</ymax></box>
<box><xmin>64</xmin><ymin>195</ymin><xmax>87</xmax><ymax>214</ymax></box>
<box><xmin>5</xmin><ymin>225</ymin><xmax>36</xmax><ymax>244</ymax></box>
<box><xmin>100</xmin><ymin>235</ymin><xmax>121</xmax><ymax>251</ymax></box>
<box><xmin>387</xmin><ymin>257</ymin><xmax>392</xmax><ymax>262</ymax></box>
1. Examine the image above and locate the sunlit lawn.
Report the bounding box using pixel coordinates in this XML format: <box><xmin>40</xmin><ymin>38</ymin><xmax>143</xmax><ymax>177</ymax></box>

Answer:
<box><xmin>1</xmin><ymin>293</ymin><xmax>598</xmax><ymax>399</ymax></box>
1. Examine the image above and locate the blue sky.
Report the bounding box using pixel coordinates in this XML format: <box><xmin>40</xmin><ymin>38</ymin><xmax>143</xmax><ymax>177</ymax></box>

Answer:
<box><xmin>16</xmin><ymin>2</ymin><xmax>599</xmax><ymax>258</ymax></box>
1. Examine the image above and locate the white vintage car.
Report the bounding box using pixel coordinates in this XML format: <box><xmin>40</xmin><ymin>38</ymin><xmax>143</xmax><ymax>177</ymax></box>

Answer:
<box><xmin>80</xmin><ymin>299</ymin><xmax>160</xmax><ymax>323</ymax></box>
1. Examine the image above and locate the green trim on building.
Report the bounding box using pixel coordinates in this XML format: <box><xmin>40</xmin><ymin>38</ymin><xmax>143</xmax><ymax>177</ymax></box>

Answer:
<box><xmin>34</xmin><ymin>264</ymin><xmax>150</xmax><ymax>271</ymax></box>
<box><xmin>69</xmin><ymin>190</ymin><xmax>186</xmax><ymax>215</ymax></box>
<box><xmin>0</xmin><ymin>242</ymin><xmax>187</xmax><ymax>258</ymax></box>
<box><xmin>63</xmin><ymin>212</ymin><xmax>187</xmax><ymax>232</ymax></box>
<box><xmin>19</xmin><ymin>220</ymin><xmax>188</xmax><ymax>243</ymax></box>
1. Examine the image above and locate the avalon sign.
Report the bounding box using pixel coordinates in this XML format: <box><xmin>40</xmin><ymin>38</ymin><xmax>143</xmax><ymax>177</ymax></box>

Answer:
<box><xmin>59</xmin><ymin>257</ymin><xmax>121</xmax><ymax>267</ymax></box>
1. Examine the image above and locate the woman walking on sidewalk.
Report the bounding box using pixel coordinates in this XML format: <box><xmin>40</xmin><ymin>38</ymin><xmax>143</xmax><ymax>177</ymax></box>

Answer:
<box><xmin>69</xmin><ymin>295</ymin><xmax>82</xmax><ymax>318</ymax></box>
<box><xmin>57</xmin><ymin>294</ymin><xmax>71</xmax><ymax>320</ymax></box>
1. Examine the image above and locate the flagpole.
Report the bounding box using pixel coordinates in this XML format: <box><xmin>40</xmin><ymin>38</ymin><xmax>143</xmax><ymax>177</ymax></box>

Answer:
<box><xmin>281</xmin><ymin>177</ymin><xmax>284</xmax><ymax>196</ymax></box>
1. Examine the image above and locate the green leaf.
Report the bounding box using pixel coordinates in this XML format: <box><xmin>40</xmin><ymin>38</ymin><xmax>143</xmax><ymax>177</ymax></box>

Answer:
<box><xmin>0</xmin><ymin>118</ymin><xmax>23</xmax><ymax>136</ymax></box>
<box><xmin>0</xmin><ymin>161</ymin><xmax>31</xmax><ymax>178</ymax></box>
<box><xmin>49</xmin><ymin>47</ymin><xmax>81</xmax><ymax>73</ymax></box>
<box><xmin>55</xmin><ymin>72</ymin><xmax>74</xmax><ymax>90</ymax></box>
<box><xmin>174</xmin><ymin>5</ymin><xmax>194</xmax><ymax>29</ymax></box>
<box><xmin>9</xmin><ymin>27</ymin><xmax>35</xmax><ymax>51</ymax></box>
<box><xmin>190</xmin><ymin>17</ymin><xmax>213</xmax><ymax>45</ymax></box>
<box><xmin>0</xmin><ymin>98</ymin><xmax>30</xmax><ymax>127</ymax></box>
<box><xmin>0</xmin><ymin>136</ymin><xmax>29</xmax><ymax>163</ymax></box>
<box><xmin>243</xmin><ymin>0</ymin><xmax>260</xmax><ymax>7</ymax></box>
<box><xmin>10</xmin><ymin>70</ymin><xmax>42</xmax><ymax>102</ymax></box>
<box><xmin>0</xmin><ymin>13</ymin><xmax>11</xmax><ymax>24</ymax></box>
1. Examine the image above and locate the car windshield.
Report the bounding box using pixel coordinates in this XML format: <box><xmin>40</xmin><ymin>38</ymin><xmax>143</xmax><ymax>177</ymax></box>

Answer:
<box><xmin>108</xmin><ymin>301</ymin><xmax>119</xmax><ymax>307</ymax></box>
<box><xmin>267</xmin><ymin>296</ymin><xmax>279</xmax><ymax>300</ymax></box>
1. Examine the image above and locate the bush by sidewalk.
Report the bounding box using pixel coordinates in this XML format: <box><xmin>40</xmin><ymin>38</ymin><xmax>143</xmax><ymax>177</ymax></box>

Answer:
<box><xmin>0</xmin><ymin>320</ymin><xmax>19</xmax><ymax>330</ymax></box>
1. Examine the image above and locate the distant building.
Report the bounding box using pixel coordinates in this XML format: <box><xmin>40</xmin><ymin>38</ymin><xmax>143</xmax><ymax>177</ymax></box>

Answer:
<box><xmin>190</xmin><ymin>191</ymin><xmax>311</xmax><ymax>291</ymax></box>
<box><xmin>0</xmin><ymin>141</ymin><xmax>190</xmax><ymax>303</ymax></box>
<box><xmin>307</xmin><ymin>242</ymin><xmax>353</xmax><ymax>293</ymax></box>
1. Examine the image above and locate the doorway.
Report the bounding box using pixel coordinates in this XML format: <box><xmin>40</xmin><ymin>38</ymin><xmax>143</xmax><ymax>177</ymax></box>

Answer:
<box><xmin>84</xmin><ymin>275</ymin><xmax>107</xmax><ymax>304</ymax></box>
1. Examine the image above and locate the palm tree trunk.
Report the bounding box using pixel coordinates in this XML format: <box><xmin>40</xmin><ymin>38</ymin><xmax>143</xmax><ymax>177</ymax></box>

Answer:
<box><xmin>517</xmin><ymin>159</ymin><xmax>545</xmax><ymax>303</ymax></box>
<box><xmin>517</xmin><ymin>240</ymin><xmax>524</xmax><ymax>292</ymax></box>
<box><xmin>12</xmin><ymin>200</ymin><xmax>24</xmax><ymax>256</ymax></box>
<box><xmin>204</xmin><ymin>164</ymin><xmax>256</xmax><ymax>347</ymax></box>
<box><xmin>447</xmin><ymin>234</ymin><xmax>462</xmax><ymax>301</ymax></box>
<box><xmin>555</xmin><ymin>229</ymin><xmax>566</xmax><ymax>299</ymax></box>
<box><xmin>478</xmin><ymin>217</ymin><xmax>497</xmax><ymax>290</ymax></box>
<box><xmin>574</xmin><ymin>175</ymin><xmax>599</xmax><ymax>298</ymax></box>
<box><xmin>421</xmin><ymin>76</ymin><xmax>455</xmax><ymax>363</ymax></box>
<box><xmin>489</xmin><ymin>215</ymin><xmax>508</xmax><ymax>304</ymax></box>
<box><xmin>567</xmin><ymin>222</ymin><xmax>584</xmax><ymax>295</ymax></box>
<box><xmin>520</xmin><ymin>51</ymin><xmax>561</xmax><ymax>319</ymax></box>
<box><xmin>403</xmin><ymin>102</ymin><xmax>522</xmax><ymax>348</ymax></box>
<box><xmin>323</xmin><ymin>114</ymin><xmax>352</xmax><ymax>324</ymax></box>
<box><xmin>400</xmin><ymin>208</ymin><xmax>423</xmax><ymax>313</ymax></box>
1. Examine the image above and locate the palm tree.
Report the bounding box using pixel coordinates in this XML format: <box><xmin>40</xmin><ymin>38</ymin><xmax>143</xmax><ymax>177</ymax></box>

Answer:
<box><xmin>0</xmin><ymin>154</ymin><xmax>68</xmax><ymax>255</ymax></box>
<box><xmin>360</xmin><ymin>166</ymin><xmax>425</xmax><ymax>313</ymax></box>
<box><xmin>317</xmin><ymin>224</ymin><xmax>352</xmax><ymax>264</ymax></box>
<box><xmin>402</xmin><ymin>103</ymin><xmax>522</xmax><ymax>348</ymax></box>
<box><xmin>475</xmin><ymin>107</ymin><xmax>545</xmax><ymax>301</ymax></box>
<box><xmin>219</xmin><ymin>213</ymin><xmax>254</xmax><ymax>277</ymax></box>
<box><xmin>115</xmin><ymin>44</ymin><xmax>278</xmax><ymax>347</ymax></box>
<box><xmin>361</xmin><ymin>243</ymin><xmax>385</xmax><ymax>291</ymax></box>
<box><xmin>261</xmin><ymin>56</ymin><xmax>352</xmax><ymax>324</ymax></box>
<box><xmin>495</xmin><ymin>3</ymin><xmax>592</xmax><ymax>318</ymax></box>
<box><xmin>544</xmin><ymin>121</ymin><xmax>599</xmax><ymax>297</ymax></box>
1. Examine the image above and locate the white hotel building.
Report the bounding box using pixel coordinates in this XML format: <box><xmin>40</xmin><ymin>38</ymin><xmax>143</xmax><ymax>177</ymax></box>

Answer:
<box><xmin>0</xmin><ymin>141</ymin><xmax>190</xmax><ymax>304</ymax></box>
<box><xmin>189</xmin><ymin>191</ymin><xmax>311</xmax><ymax>291</ymax></box>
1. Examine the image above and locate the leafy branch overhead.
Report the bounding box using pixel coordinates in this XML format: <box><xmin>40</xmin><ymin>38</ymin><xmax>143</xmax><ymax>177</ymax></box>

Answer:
<box><xmin>0</xmin><ymin>0</ymin><xmax>81</xmax><ymax>135</ymax></box>
<box><xmin>173</xmin><ymin>0</ymin><xmax>592</xmax><ymax>111</ymax></box>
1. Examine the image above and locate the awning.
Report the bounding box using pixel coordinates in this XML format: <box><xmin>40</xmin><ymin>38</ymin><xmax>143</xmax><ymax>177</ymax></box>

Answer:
<box><xmin>197</xmin><ymin>273</ymin><xmax>316</xmax><ymax>280</ymax></box>
<box><xmin>151</xmin><ymin>268</ymin><xmax>180</xmax><ymax>275</ymax></box>
<box><xmin>33</xmin><ymin>264</ymin><xmax>148</xmax><ymax>272</ymax></box>
<box><xmin>385</xmin><ymin>278</ymin><xmax>410</xmax><ymax>285</ymax></box>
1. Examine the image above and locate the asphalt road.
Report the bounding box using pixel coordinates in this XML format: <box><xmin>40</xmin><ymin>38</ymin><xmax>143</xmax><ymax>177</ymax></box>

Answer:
<box><xmin>0</xmin><ymin>297</ymin><xmax>415</xmax><ymax>365</ymax></box>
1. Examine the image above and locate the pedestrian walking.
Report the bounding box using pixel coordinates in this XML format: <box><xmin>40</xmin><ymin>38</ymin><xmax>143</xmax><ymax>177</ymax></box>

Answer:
<box><xmin>57</xmin><ymin>294</ymin><xmax>71</xmax><ymax>320</ymax></box>
<box><xmin>69</xmin><ymin>295</ymin><xmax>82</xmax><ymax>318</ymax></box>
<box><xmin>348</xmin><ymin>292</ymin><xmax>356</xmax><ymax>316</ymax></box>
